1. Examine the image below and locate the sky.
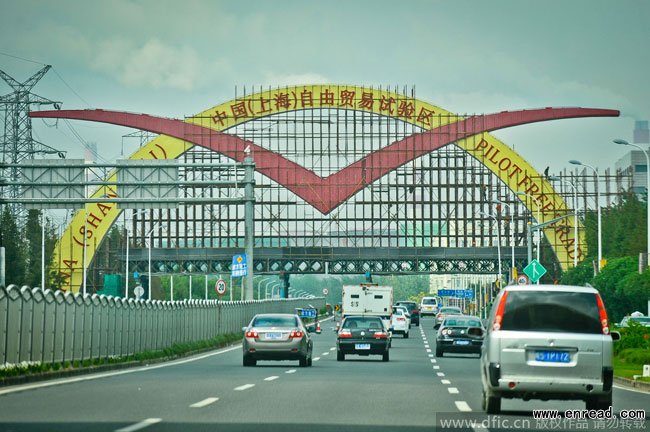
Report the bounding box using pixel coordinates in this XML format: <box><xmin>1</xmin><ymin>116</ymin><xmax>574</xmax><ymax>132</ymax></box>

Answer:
<box><xmin>1</xmin><ymin>0</ymin><xmax>649</xmax><ymax>176</ymax></box>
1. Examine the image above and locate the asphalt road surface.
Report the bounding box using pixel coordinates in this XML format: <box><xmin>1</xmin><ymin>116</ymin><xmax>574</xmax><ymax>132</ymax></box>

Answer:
<box><xmin>0</xmin><ymin>317</ymin><xmax>648</xmax><ymax>432</ymax></box>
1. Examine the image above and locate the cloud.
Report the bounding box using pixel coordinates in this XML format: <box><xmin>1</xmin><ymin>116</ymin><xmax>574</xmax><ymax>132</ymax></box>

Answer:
<box><xmin>91</xmin><ymin>38</ymin><xmax>225</xmax><ymax>91</ymax></box>
<box><xmin>262</xmin><ymin>72</ymin><xmax>331</xmax><ymax>88</ymax></box>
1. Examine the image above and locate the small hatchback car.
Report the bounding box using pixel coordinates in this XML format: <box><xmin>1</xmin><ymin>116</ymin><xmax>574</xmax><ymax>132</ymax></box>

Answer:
<box><xmin>242</xmin><ymin>313</ymin><xmax>314</xmax><ymax>367</ymax></box>
<box><xmin>480</xmin><ymin>285</ymin><xmax>619</xmax><ymax>414</ymax></box>
<box><xmin>337</xmin><ymin>315</ymin><xmax>390</xmax><ymax>362</ymax></box>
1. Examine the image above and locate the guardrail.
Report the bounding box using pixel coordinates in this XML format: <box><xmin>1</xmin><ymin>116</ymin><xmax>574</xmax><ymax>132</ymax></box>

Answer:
<box><xmin>0</xmin><ymin>284</ymin><xmax>325</xmax><ymax>366</ymax></box>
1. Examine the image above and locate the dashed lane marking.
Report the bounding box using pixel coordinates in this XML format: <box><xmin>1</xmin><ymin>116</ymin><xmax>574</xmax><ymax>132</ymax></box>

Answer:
<box><xmin>234</xmin><ymin>384</ymin><xmax>255</xmax><ymax>391</ymax></box>
<box><xmin>190</xmin><ymin>397</ymin><xmax>219</xmax><ymax>408</ymax></box>
<box><xmin>322</xmin><ymin>352</ymin><xmax>329</xmax><ymax>356</ymax></box>
<box><xmin>437</xmin><ymin>372</ymin><xmax>445</xmax><ymax>377</ymax></box>
<box><xmin>433</xmin><ymin>366</ymin><xmax>440</xmax><ymax>370</ymax></box>
<box><xmin>426</xmin><ymin>349</ymin><xmax>432</xmax><ymax>353</ymax></box>
<box><xmin>428</xmin><ymin>354</ymin><xmax>434</xmax><ymax>358</ymax></box>
<box><xmin>455</xmin><ymin>401</ymin><xmax>472</xmax><ymax>412</ymax></box>
<box><xmin>115</xmin><ymin>418</ymin><xmax>162</xmax><ymax>432</ymax></box>
<box><xmin>286</xmin><ymin>369</ymin><xmax>297</xmax><ymax>374</ymax></box>
<box><xmin>447</xmin><ymin>388</ymin><xmax>459</xmax><ymax>394</ymax></box>
<box><xmin>313</xmin><ymin>357</ymin><xmax>321</xmax><ymax>362</ymax></box>
<box><xmin>430</xmin><ymin>359</ymin><xmax>436</xmax><ymax>363</ymax></box>
<box><xmin>330</xmin><ymin>347</ymin><xmax>336</xmax><ymax>351</ymax></box>
<box><xmin>264</xmin><ymin>376</ymin><xmax>279</xmax><ymax>382</ymax></box>
<box><xmin>441</xmin><ymin>379</ymin><xmax>451</xmax><ymax>385</ymax></box>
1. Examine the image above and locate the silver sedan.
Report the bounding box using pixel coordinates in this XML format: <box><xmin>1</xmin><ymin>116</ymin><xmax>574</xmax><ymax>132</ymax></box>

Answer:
<box><xmin>242</xmin><ymin>313</ymin><xmax>314</xmax><ymax>367</ymax></box>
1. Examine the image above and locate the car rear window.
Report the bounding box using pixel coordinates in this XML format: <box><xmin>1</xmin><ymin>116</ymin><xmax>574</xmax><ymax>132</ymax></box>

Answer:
<box><xmin>440</xmin><ymin>307</ymin><xmax>461</xmax><ymax>313</ymax></box>
<box><xmin>501</xmin><ymin>291</ymin><xmax>601</xmax><ymax>334</ymax></box>
<box><xmin>445</xmin><ymin>318</ymin><xmax>482</xmax><ymax>327</ymax></box>
<box><xmin>344</xmin><ymin>317</ymin><xmax>384</xmax><ymax>329</ymax></box>
<box><xmin>422</xmin><ymin>298</ymin><xmax>437</xmax><ymax>305</ymax></box>
<box><xmin>253</xmin><ymin>316</ymin><xmax>298</xmax><ymax>327</ymax></box>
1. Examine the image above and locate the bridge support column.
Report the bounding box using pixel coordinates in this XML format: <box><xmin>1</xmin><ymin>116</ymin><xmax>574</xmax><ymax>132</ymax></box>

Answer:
<box><xmin>244</xmin><ymin>156</ymin><xmax>255</xmax><ymax>300</ymax></box>
<box><xmin>281</xmin><ymin>273</ymin><xmax>290</xmax><ymax>299</ymax></box>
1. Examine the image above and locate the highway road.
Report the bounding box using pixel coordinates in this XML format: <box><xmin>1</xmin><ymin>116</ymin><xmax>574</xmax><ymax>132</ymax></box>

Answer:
<box><xmin>0</xmin><ymin>317</ymin><xmax>648</xmax><ymax>432</ymax></box>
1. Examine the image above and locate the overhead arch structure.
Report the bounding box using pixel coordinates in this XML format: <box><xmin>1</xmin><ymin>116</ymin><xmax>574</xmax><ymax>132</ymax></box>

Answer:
<box><xmin>31</xmin><ymin>85</ymin><xmax>619</xmax><ymax>292</ymax></box>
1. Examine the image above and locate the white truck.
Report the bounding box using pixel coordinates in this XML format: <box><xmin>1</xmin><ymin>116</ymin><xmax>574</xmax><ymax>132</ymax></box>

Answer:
<box><xmin>342</xmin><ymin>284</ymin><xmax>394</xmax><ymax>330</ymax></box>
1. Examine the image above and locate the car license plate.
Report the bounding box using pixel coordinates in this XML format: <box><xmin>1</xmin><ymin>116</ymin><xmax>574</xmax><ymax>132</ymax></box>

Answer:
<box><xmin>535</xmin><ymin>351</ymin><xmax>570</xmax><ymax>363</ymax></box>
<box><xmin>355</xmin><ymin>343</ymin><xmax>371</xmax><ymax>350</ymax></box>
<box><xmin>265</xmin><ymin>332</ymin><xmax>283</xmax><ymax>340</ymax></box>
<box><xmin>454</xmin><ymin>340</ymin><xmax>470</xmax><ymax>346</ymax></box>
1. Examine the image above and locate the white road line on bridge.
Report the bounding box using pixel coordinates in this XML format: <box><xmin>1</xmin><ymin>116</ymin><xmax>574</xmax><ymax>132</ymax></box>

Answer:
<box><xmin>0</xmin><ymin>345</ymin><xmax>241</xmax><ymax>396</ymax></box>
<box><xmin>455</xmin><ymin>401</ymin><xmax>472</xmax><ymax>412</ymax></box>
<box><xmin>286</xmin><ymin>369</ymin><xmax>297</xmax><ymax>374</ymax></box>
<box><xmin>424</xmin><ymin>345</ymin><xmax>430</xmax><ymax>348</ymax></box>
<box><xmin>190</xmin><ymin>397</ymin><xmax>219</xmax><ymax>408</ymax></box>
<box><xmin>441</xmin><ymin>379</ymin><xmax>451</xmax><ymax>385</ymax></box>
<box><xmin>447</xmin><ymin>387</ymin><xmax>459</xmax><ymax>394</ymax></box>
<box><xmin>428</xmin><ymin>354</ymin><xmax>434</xmax><ymax>358</ymax></box>
<box><xmin>322</xmin><ymin>352</ymin><xmax>329</xmax><ymax>356</ymax></box>
<box><xmin>430</xmin><ymin>359</ymin><xmax>436</xmax><ymax>363</ymax></box>
<box><xmin>426</xmin><ymin>349</ymin><xmax>432</xmax><ymax>353</ymax></box>
<box><xmin>313</xmin><ymin>357</ymin><xmax>321</xmax><ymax>362</ymax></box>
<box><xmin>115</xmin><ymin>418</ymin><xmax>162</xmax><ymax>432</ymax></box>
<box><xmin>264</xmin><ymin>376</ymin><xmax>279</xmax><ymax>382</ymax></box>
<box><xmin>433</xmin><ymin>365</ymin><xmax>440</xmax><ymax>370</ymax></box>
<box><xmin>330</xmin><ymin>347</ymin><xmax>336</xmax><ymax>351</ymax></box>
<box><xmin>437</xmin><ymin>372</ymin><xmax>445</xmax><ymax>377</ymax></box>
<box><xmin>234</xmin><ymin>384</ymin><xmax>255</xmax><ymax>391</ymax></box>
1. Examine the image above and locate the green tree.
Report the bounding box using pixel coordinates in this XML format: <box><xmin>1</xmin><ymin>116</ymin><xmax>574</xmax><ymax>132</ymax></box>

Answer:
<box><xmin>0</xmin><ymin>206</ymin><xmax>26</xmax><ymax>285</ymax></box>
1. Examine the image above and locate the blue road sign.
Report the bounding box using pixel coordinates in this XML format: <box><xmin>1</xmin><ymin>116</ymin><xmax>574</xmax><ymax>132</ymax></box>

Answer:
<box><xmin>231</xmin><ymin>254</ymin><xmax>248</xmax><ymax>277</ymax></box>
<box><xmin>298</xmin><ymin>308</ymin><xmax>317</xmax><ymax>318</ymax></box>
<box><xmin>133</xmin><ymin>271</ymin><xmax>140</xmax><ymax>280</ymax></box>
<box><xmin>438</xmin><ymin>289</ymin><xmax>454</xmax><ymax>297</ymax></box>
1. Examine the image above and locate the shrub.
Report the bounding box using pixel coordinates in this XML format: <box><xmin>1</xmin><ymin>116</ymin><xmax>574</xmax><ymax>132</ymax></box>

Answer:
<box><xmin>614</xmin><ymin>321</ymin><xmax>650</xmax><ymax>354</ymax></box>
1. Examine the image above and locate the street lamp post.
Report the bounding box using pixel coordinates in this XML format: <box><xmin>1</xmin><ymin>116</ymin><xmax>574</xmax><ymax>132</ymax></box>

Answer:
<box><xmin>569</xmin><ymin>160</ymin><xmax>602</xmax><ymax>270</ymax></box>
<box><xmin>257</xmin><ymin>277</ymin><xmax>272</xmax><ymax>300</ymax></box>
<box><xmin>614</xmin><ymin>139</ymin><xmax>650</xmax><ymax>266</ymax></box>
<box><xmin>516</xmin><ymin>191</ymin><xmax>541</xmax><ymax>261</ymax></box>
<box><xmin>548</xmin><ymin>176</ymin><xmax>579</xmax><ymax>268</ymax></box>
<box><xmin>492</xmin><ymin>199</ymin><xmax>515</xmax><ymax>281</ymax></box>
<box><xmin>146</xmin><ymin>220</ymin><xmax>161</xmax><ymax>301</ymax></box>
<box><xmin>480</xmin><ymin>211</ymin><xmax>502</xmax><ymax>286</ymax></box>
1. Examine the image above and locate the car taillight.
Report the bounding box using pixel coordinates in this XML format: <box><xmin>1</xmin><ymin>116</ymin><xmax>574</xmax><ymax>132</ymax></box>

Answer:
<box><xmin>373</xmin><ymin>332</ymin><xmax>388</xmax><ymax>339</ymax></box>
<box><xmin>492</xmin><ymin>291</ymin><xmax>509</xmax><ymax>331</ymax></box>
<box><xmin>595</xmin><ymin>293</ymin><xmax>610</xmax><ymax>335</ymax></box>
<box><xmin>289</xmin><ymin>330</ymin><xmax>304</xmax><ymax>339</ymax></box>
<box><xmin>245</xmin><ymin>331</ymin><xmax>258</xmax><ymax>339</ymax></box>
<box><xmin>397</xmin><ymin>317</ymin><xmax>406</xmax><ymax>322</ymax></box>
<box><xmin>338</xmin><ymin>329</ymin><xmax>352</xmax><ymax>338</ymax></box>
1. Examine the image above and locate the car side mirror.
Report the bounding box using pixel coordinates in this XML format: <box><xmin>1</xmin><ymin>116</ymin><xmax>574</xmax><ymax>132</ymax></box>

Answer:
<box><xmin>434</xmin><ymin>324</ymin><xmax>440</xmax><ymax>330</ymax></box>
<box><xmin>610</xmin><ymin>331</ymin><xmax>621</xmax><ymax>341</ymax></box>
<box><xmin>467</xmin><ymin>327</ymin><xmax>484</xmax><ymax>337</ymax></box>
<box><xmin>306</xmin><ymin>325</ymin><xmax>315</xmax><ymax>333</ymax></box>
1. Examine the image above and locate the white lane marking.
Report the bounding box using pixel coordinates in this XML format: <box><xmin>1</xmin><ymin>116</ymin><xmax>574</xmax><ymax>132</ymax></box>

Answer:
<box><xmin>430</xmin><ymin>359</ymin><xmax>436</xmax><ymax>363</ymax></box>
<box><xmin>437</xmin><ymin>372</ymin><xmax>445</xmax><ymax>377</ymax></box>
<box><xmin>286</xmin><ymin>369</ymin><xmax>297</xmax><ymax>374</ymax></box>
<box><xmin>441</xmin><ymin>379</ymin><xmax>451</xmax><ymax>384</ymax></box>
<box><xmin>428</xmin><ymin>354</ymin><xmax>434</xmax><ymax>358</ymax></box>
<box><xmin>424</xmin><ymin>345</ymin><xmax>430</xmax><ymax>348</ymax></box>
<box><xmin>234</xmin><ymin>384</ymin><xmax>255</xmax><ymax>391</ymax></box>
<box><xmin>190</xmin><ymin>397</ymin><xmax>219</xmax><ymax>408</ymax></box>
<box><xmin>322</xmin><ymin>352</ymin><xmax>329</xmax><ymax>356</ymax></box>
<box><xmin>0</xmin><ymin>345</ymin><xmax>241</xmax><ymax>396</ymax></box>
<box><xmin>313</xmin><ymin>357</ymin><xmax>321</xmax><ymax>362</ymax></box>
<box><xmin>115</xmin><ymin>418</ymin><xmax>162</xmax><ymax>432</ymax></box>
<box><xmin>264</xmin><ymin>376</ymin><xmax>279</xmax><ymax>382</ymax></box>
<box><xmin>330</xmin><ymin>347</ymin><xmax>336</xmax><ymax>351</ymax></box>
<box><xmin>448</xmin><ymin>387</ymin><xmax>459</xmax><ymax>394</ymax></box>
<box><xmin>426</xmin><ymin>349</ymin><xmax>432</xmax><ymax>353</ymax></box>
<box><xmin>455</xmin><ymin>401</ymin><xmax>472</xmax><ymax>412</ymax></box>
<box><xmin>433</xmin><ymin>366</ymin><xmax>440</xmax><ymax>370</ymax></box>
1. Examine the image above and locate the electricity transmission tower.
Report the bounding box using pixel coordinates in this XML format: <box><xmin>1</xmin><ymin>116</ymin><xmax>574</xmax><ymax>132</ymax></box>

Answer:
<box><xmin>0</xmin><ymin>65</ymin><xmax>66</xmax><ymax>217</ymax></box>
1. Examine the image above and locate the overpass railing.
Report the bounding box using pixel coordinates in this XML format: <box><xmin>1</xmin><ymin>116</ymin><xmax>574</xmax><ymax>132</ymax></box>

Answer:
<box><xmin>0</xmin><ymin>284</ymin><xmax>325</xmax><ymax>366</ymax></box>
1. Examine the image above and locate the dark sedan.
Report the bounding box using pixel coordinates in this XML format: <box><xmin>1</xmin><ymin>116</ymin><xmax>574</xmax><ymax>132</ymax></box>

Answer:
<box><xmin>337</xmin><ymin>315</ymin><xmax>390</xmax><ymax>362</ymax></box>
<box><xmin>435</xmin><ymin>315</ymin><xmax>484</xmax><ymax>357</ymax></box>
<box><xmin>395</xmin><ymin>300</ymin><xmax>420</xmax><ymax>326</ymax></box>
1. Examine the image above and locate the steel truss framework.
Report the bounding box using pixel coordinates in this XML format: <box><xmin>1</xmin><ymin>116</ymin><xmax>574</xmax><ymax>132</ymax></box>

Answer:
<box><xmin>110</xmin><ymin>87</ymin><xmax>624</xmax><ymax>279</ymax></box>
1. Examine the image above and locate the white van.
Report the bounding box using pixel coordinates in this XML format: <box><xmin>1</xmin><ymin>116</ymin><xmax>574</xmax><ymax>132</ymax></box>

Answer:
<box><xmin>420</xmin><ymin>296</ymin><xmax>439</xmax><ymax>316</ymax></box>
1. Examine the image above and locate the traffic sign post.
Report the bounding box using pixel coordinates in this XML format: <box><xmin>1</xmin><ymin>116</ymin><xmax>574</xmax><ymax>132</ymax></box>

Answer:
<box><xmin>523</xmin><ymin>259</ymin><xmax>547</xmax><ymax>284</ymax></box>
<box><xmin>517</xmin><ymin>275</ymin><xmax>530</xmax><ymax>285</ymax></box>
<box><xmin>215</xmin><ymin>278</ymin><xmax>227</xmax><ymax>297</ymax></box>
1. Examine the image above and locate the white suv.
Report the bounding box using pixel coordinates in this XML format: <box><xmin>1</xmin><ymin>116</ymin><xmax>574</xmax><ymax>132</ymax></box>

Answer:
<box><xmin>420</xmin><ymin>296</ymin><xmax>439</xmax><ymax>316</ymax></box>
<box><xmin>480</xmin><ymin>285</ymin><xmax>619</xmax><ymax>414</ymax></box>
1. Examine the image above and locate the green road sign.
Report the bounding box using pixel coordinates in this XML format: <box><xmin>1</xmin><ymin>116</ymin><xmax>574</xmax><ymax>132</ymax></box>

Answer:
<box><xmin>523</xmin><ymin>259</ymin><xmax>547</xmax><ymax>283</ymax></box>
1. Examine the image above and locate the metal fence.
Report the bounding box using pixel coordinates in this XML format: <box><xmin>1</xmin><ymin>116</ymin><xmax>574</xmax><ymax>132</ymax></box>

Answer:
<box><xmin>0</xmin><ymin>284</ymin><xmax>325</xmax><ymax>366</ymax></box>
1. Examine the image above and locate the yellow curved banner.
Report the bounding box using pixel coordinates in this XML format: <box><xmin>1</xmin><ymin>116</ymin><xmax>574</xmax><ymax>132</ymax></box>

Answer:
<box><xmin>51</xmin><ymin>85</ymin><xmax>582</xmax><ymax>292</ymax></box>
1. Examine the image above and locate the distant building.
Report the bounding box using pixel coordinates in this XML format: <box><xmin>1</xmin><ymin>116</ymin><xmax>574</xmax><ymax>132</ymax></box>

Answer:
<box><xmin>615</xmin><ymin>121</ymin><xmax>650</xmax><ymax>199</ymax></box>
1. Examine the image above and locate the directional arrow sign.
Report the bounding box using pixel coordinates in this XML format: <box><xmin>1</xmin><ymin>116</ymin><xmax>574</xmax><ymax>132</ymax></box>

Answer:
<box><xmin>523</xmin><ymin>259</ymin><xmax>547</xmax><ymax>283</ymax></box>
